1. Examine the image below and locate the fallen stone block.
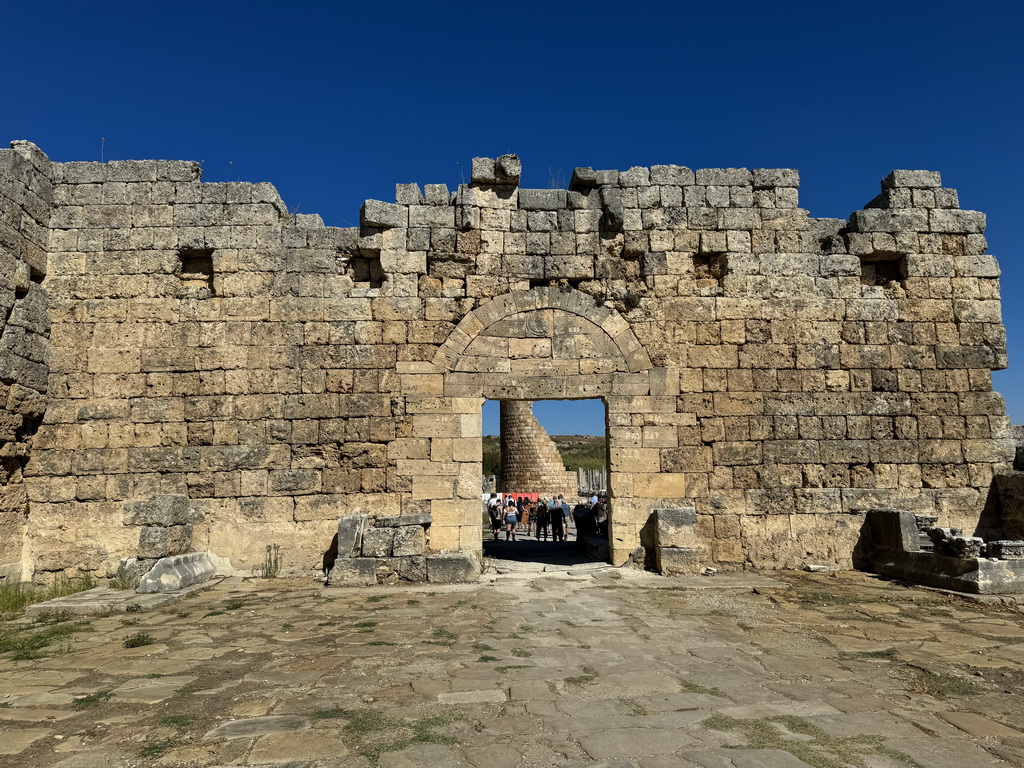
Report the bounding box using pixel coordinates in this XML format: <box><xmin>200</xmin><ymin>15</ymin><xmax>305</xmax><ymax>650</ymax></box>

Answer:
<box><xmin>137</xmin><ymin>552</ymin><xmax>215</xmax><ymax>593</ymax></box>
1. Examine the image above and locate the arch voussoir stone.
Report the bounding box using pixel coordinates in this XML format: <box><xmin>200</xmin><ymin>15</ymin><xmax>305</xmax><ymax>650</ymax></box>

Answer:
<box><xmin>431</xmin><ymin>287</ymin><xmax>646</xmax><ymax>374</ymax></box>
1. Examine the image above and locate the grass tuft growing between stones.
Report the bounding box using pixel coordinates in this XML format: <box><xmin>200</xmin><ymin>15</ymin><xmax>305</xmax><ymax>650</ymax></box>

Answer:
<box><xmin>564</xmin><ymin>666</ymin><xmax>598</xmax><ymax>687</ymax></box>
<box><xmin>330</xmin><ymin>708</ymin><xmax>465</xmax><ymax>763</ymax></box>
<box><xmin>160</xmin><ymin>714</ymin><xmax>197</xmax><ymax>730</ymax></box>
<box><xmin>703</xmin><ymin>714</ymin><xmax>913</xmax><ymax>768</ymax></box>
<box><xmin>422</xmin><ymin>627</ymin><xmax>459</xmax><ymax>646</ymax></box>
<box><xmin>680</xmin><ymin>681</ymin><xmax>728</xmax><ymax>697</ymax></box>
<box><xmin>73</xmin><ymin>690</ymin><xmax>114</xmax><ymax>709</ymax></box>
<box><xmin>0</xmin><ymin>616</ymin><xmax>92</xmax><ymax>660</ymax></box>
<box><xmin>138</xmin><ymin>737</ymin><xmax>178</xmax><ymax>758</ymax></box>
<box><xmin>122</xmin><ymin>632</ymin><xmax>155</xmax><ymax>648</ymax></box>
<box><xmin>906</xmin><ymin>669</ymin><xmax>979</xmax><ymax>697</ymax></box>
<box><xmin>0</xmin><ymin>573</ymin><xmax>95</xmax><ymax>618</ymax></box>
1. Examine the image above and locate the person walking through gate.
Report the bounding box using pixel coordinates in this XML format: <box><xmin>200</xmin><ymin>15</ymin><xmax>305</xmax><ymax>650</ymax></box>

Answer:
<box><xmin>504</xmin><ymin>498</ymin><xmax>519</xmax><ymax>541</ymax></box>
<box><xmin>487</xmin><ymin>493</ymin><xmax>502</xmax><ymax>540</ymax></box>
<box><xmin>535</xmin><ymin>498</ymin><xmax>550</xmax><ymax>541</ymax></box>
<box><xmin>549</xmin><ymin>497</ymin><xmax>565</xmax><ymax>542</ymax></box>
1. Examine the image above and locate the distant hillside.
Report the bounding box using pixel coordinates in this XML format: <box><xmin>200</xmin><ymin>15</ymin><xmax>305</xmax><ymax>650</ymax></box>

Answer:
<box><xmin>482</xmin><ymin>435</ymin><xmax>606</xmax><ymax>478</ymax></box>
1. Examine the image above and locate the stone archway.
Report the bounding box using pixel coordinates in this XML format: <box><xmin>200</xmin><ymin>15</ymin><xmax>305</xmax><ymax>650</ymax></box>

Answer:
<box><xmin>432</xmin><ymin>287</ymin><xmax>651</xmax><ymax>374</ymax></box>
<box><xmin>396</xmin><ymin>286</ymin><xmax>682</xmax><ymax>566</ymax></box>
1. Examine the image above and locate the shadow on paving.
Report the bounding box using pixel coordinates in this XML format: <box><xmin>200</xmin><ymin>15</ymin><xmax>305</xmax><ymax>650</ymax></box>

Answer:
<box><xmin>483</xmin><ymin>534</ymin><xmax>604</xmax><ymax>567</ymax></box>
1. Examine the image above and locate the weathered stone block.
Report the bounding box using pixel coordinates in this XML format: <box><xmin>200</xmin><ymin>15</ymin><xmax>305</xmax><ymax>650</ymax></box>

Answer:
<box><xmin>337</xmin><ymin>514</ymin><xmax>368</xmax><ymax>558</ymax></box>
<box><xmin>329</xmin><ymin>558</ymin><xmax>378</xmax><ymax>587</ymax></box>
<box><xmin>882</xmin><ymin>170</ymin><xmax>941</xmax><ymax>189</ymax></box>
<box><xmin>426</xmin><ymin>553</ymin><xmax>480</xmax><ymax>583</ymax></box>
<box><xmin>392</xmin><ymin>525</ymin><xmax>426</xmax><ymax>556</ymax></box>
<box><xmin>137</xmin><ymin>552</ymin><xmax>215</xmax><ymax>593</ymax></box>
<box><xmin>866</xmin><ymin>509</ymin><xmax>921</xmax><ymax>552</ymax></box>
<box><xmin>360</xmin><ymin>199</ymin><xmax>407</xmax><ymax>229</ymax></box>
<box><xmin>374</xmin><ymin>513</ymin><xmax>432</xmax><ymax>528</ymax></box>
<box><xmin>124</xmin><ymin>494</ymin><xmax>190</xmax><ymax>526</ymax></box>
<box><xmin>138</xmin><ymin>525</ymin><xmax>192</xmax><ymax>559</ymax></box>
<box><xmin>519</xmin><ymin>189</ymin><xmax>566</xmax><ymax>212</ymax></box>
<box><xmin>985</xmin><ymin>541</ymin><xmax>1024</xmax><ymax>560</ymax></box>
<box><xmin>384</xmin><ymin>556</ymin><xmax>427</xmax><ymax>581</ymax></box>
<box><xmin>656</xmin><ymin>547</ymin><xmax>701</xmax><ymax>576</ymax></box>
<box><xmin>361</xmin><ymin>528</ymin><xmax>394</xmax><ymax>558</ymax></box>
<box><xmin>655</xmin><ymin>507</ymin><xmax>698</xmax><ymax>549</ymax></box>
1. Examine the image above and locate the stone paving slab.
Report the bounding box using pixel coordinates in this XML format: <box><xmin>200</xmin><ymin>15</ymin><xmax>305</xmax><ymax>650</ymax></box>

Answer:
<box><xmin>23</xmin><ymin>578</ymin><xmax>223</xmax><ymax>617</ymax></box>
<box><xmin>3</xmin><ymin>570</ymin><xmax>1024</xmax><ymax>766</ymax></box>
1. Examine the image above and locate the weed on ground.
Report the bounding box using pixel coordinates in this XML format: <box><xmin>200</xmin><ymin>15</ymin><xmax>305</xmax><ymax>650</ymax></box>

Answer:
<box><xmin>0</xmin><ymin>617</ymin><xmax>92</xmax><ymax>660</ymax></box>
<box><xmin>122</xmin><ymin>632</ymin><xmax>155</xmax><ymax>648</ymax></box>
<box><xmin>73</xmin><ymin>691</ymin><xmax>114</xmax><ymax>709</ymax></box>
<box><xmin>0</xmin><ymin>574</ymin><xmax>95</xmax><ymax>617</ymax></box>
<box><xmin>704</xmin><ymin>714</ymin><xmax>913</xmax><ymax>768</ymax></box>
<box><xmin>565</xmin><ymin>666</ymin><xmax>598</xmax><ymax>687</ymax></box>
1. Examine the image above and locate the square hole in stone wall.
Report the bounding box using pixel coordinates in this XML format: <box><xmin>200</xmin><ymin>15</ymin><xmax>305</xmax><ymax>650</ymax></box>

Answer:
<box><xmin>859</xmin><ymin>253</ymin><xmax>906</xmax><ymax>287</ymax></box>
<box><xmin>349</xmin><ymin>254</ymin><xmax>384</xmax><ymax>288</ymax></box>
<box><xmin>692</xmin><ymin>252</ymin><xmax>729</xmax><ymax>289</ymax></box>
<box><xmin>178</xmin><ymin>249</ymin><xmax>214</xmax><ymax>295</ymax></box>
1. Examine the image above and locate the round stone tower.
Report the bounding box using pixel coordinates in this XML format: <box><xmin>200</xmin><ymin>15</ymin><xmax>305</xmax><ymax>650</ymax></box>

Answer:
<box><xmin>497</xmin><ymin>401</ymin><xmax>577</xmax><ymax>498</ymax></box>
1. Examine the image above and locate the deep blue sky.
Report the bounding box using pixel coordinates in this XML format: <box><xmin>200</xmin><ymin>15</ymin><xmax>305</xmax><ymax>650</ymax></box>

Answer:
<box><xmin>4</xmin><ymin>1</ymin><xmax>1023</xmax><ymax>436</ymax></box>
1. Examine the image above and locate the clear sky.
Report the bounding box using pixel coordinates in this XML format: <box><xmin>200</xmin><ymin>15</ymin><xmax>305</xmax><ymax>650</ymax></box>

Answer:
<box><xmin>5</xmin><ymin>1</ymin><xmax>1023</xmax><ymax>437</ymax></box>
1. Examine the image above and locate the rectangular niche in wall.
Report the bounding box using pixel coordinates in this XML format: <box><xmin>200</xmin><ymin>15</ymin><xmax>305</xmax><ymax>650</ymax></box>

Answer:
<box><xmin>349</xmin><ymin>253</ymin><xmax>384</xmax><ymax>288</ymax></box>
<box><xmin>859</xmin><ymin>252</ymin><xmax>906</xmax><ymax>287</ymax></box>
<box><xmin>692</xmin><ymin>252</ymin><xmax>728</xmax><ymax>290</ymax></box>
<box><xmin>178</xmin><ymin>249</ymin><xmax>215</xmax><ymax>296</ymax></box>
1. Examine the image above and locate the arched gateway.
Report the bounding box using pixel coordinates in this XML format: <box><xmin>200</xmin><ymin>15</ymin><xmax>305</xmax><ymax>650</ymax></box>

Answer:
<box><xmin>0</xmin><ymin>143</ymin><xmax>1013</xmax><ymax>583</ymax></box>
<box><xmin>400</xmin><ymin>285</ymin><xmax>658</xmax><ymax>565</ymax></box>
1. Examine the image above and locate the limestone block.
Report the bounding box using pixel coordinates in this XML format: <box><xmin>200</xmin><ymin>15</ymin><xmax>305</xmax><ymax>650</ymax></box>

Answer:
<box><xmin>866</xmin><ymin>509</ymin><xmax>921</xmax><ymax>552</ymax></box>
<box><xmin>882</xmin><ymin>170</ymin><xmax>941</xmax><ymax>189</ymax></box>
<box><xmin>495</xmin><ymin>154</ymin><xmax>521</xmax><ymax>185</ymax></box>
<box><xmin>361</xmin><ymin>528</ymin><xmax>394</xmax><ymax>558</ymax></box>
<box><xmin>519</xmin><ymin>189</ymin><xmax>567</xmax><ymax>211</ymax></box>
<box><xmin>137</xmin><ymin>552</ymin><xmax>215</xmax><ymax>593</ymax></box>
<box><xmin>375</xmin><ymin>513</ymin><xmax>432</xmax><ymax>527</ymax></box>
<box><xmin>337</xmin><ymin>514</ymin><xmax>368</xmax><ymax>558</ymax></box>
<box><xmin>138</xmin><ymin>525</ymin><xmax>193</xmax><ymax>559</ymax></box>
<box><xmin>655</xmin><ymin>507</ymin><xmax>698</xmax><ymax>549</ymax></box>
<box><xmin>383</xmin><ymin>556</ymin><xmax>427</xmax><ymax>581</ymax></box>
<box><xmin>330</xmin><ymin>558</ymin><xmax>378</xmax><ymax>587</ymax></box>
<box><xmin>656</xmin><ymin>547</ymin><xmax>701</xmax><ymax>576</ymax></box>
<box><xmin>426</xmin><ymin>553</ymin><xmax>480</xmax><ymax>583</ymax></box>
<box><xmin>983</xmin><ymin>541</ymin><xmax>1024</xmax><ymax>560</ymax></box>
<box><xmin>392</xmin><ymin>526</ymin><xmax>426</xmax><ymax>557</ymax></box>
<box><xmin>360</xmin><ymin>199</ymin><xmax>406</xmax><ymax>229</ymax></box>
<box><xmin>123</xmin><ymin>494</ymin><xmax>190</xmax><ymax>526</ymax></box>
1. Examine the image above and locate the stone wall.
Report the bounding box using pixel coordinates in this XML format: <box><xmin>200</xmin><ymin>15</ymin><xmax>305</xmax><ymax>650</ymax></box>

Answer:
<box><xmin>0</xmin><ymin>142</ymin><xmax>1014</xmax><ymax>579</ymax></box>
<box><xmin>497</xmin><ymin>400</ymin><xmax>577</xmax><ymax>498</ymax></box>
<box><xmin>0</xmin><ymin>142</ymin><xmax>52</xmax><ymax>579</ymax></box>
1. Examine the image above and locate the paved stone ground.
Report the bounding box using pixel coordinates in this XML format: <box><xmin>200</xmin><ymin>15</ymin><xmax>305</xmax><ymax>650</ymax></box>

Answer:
<box><xmin>4</xmin><ymin>557</ymin><xmax>1024</xmax><ymax>767</ymax></box>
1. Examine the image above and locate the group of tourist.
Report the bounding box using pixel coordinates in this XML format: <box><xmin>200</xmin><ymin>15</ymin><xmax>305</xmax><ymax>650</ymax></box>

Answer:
<box><xmin>485</xmin><ymin>493</ymin><xmax>609</xmax><ymax>542</ymax></box>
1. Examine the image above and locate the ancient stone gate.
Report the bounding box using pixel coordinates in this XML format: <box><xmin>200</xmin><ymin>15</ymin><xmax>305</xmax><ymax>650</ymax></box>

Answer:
<box><xmin>0</xmin><ymin>141</ymin><xmax>1014</xmax><ymax>581</ymax></box>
